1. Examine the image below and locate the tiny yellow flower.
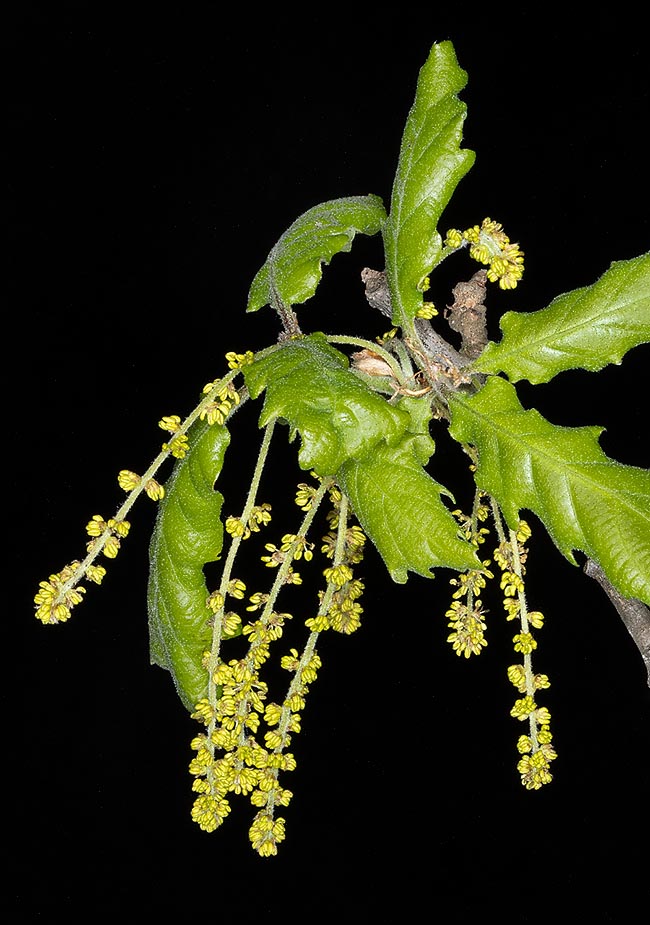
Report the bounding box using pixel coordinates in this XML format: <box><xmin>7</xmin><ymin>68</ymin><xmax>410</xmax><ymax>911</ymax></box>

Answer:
<box><xmin>246</xmin><ymin>591</ymin><xmax>270</xmax><ymax>612</ymax></box>
<box><xmin>295</xmin><ymin>483</ymin><xmax>317</xmax><ymax>510</ymax></box>
<box><xmin>86</xmin><ymin>514</ymin><xmax>107</xmax><ymax>537</ymax></box>
<box><xmin>102</xmin><ymin>536</ymin><xmax>121</xmax><ymax>559</ymax></box>
<box><xmin>117</xmin><ymin>469</ymin><xmax>141</xmax><ymax>491</ymax></box>
<box><xmin>225</xmin><ymin>350</ymin><xmax>254</xmax><ymax>369</ymax></box>
<box><xmin>206</xmin><ymin>590</ymin><xmax>225</xmax><ymax>613</ymax></box>
<box><xmin>158</xmin><ymin>414</ymin><xmax>182</xmax><ymax>433</ymax></box>
<box><xmin>227</xmin><ymin>578</ymin><xmax>246</xmax><ymax>599</ymax></box>
<box><xmin>264</xmin><ymin>703</ymin><xmax>283</xmax><ymax>726</ymax></box>
<box><xmin>510</xmin><ymin>696</ymin><xmax>536</xmax><ymax>720</ymax></box>
<box><xmin>516</xmin><ymin>520</ymin><xmax>532</xmax><ymax>543</ymax></box>
<box><xmin>444</xmin><ymin>228</ymin><xmax>464</xmax><ymax>249</ymax></box>
<box><xmin>323</xmin><ymin>564</ymin><xmax>353</xmax><ymax>588</ymax></box>
<box><xmin>85</xmin><ymin>564</ymin><xmax>107</xmax><ymax>584</ymax></box>
<box><xmin>222</xmin><ymin>612</ymin><xmax>242</xmax><ymax>636</ymax></box>
<box><xmin>108</xmin><ymin>518</ymin><xmax>130</xmax><ymax>538</ymax></box>
<box><xmin>463</xmin><ymin>224</ymin><xmax>481</xmax><ymax>243</ymax></box>
<box><xmin>415</xmin><ymin>303</ymin><xmax>438</xmax><ymax>319</ymax></box>
<box><xmin>144</xmin><ymin>479</ymin><xmax>165</xmax><ymax>501</ymax></box>
<box><xmin>513</xmin><ymin>632</ymin><xmax>537</xmax><ymax>655</ymax></box>
<box><xmin>305</xmin><ymin>613</ymin><xmax>331</xmax><ymax>632</ymax></box>
<box><xmin>280</xmin><ymin>649</ymin><xmax>300</xmax><ymax>672</ymax></box>
<box><xmin>163</xmin><ymin>434</ymin><xmax>189</xmax><ymax>458</ymax></box>
<box><xmin>507</xmin><ymin>664</ymin><xmax>527</xmax><ymax>692</ymax></box>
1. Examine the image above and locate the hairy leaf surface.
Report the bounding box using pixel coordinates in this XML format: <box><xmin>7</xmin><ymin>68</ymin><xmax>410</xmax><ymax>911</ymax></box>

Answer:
<box><xmin>246</xmin><ymin>333</ymin><xmax>478</xmax><ymax>580</ymax></box>
<box><xmin>338</xmin><ymin>441</ymin><xmax>481</xmax><ymax>583</ymax></box>
<box><xmin>474</xmin><ymin>254</ymin><xmax>650</xmax><ymax>385</ymax></box>
<box><xmin>449</xmin><ymin>377</ymin><xmax>650</xmax><ymax>603</ymax></box>
<box><xmin>247</xmin><ymin>195</ymin><xmax>386</xmax><ymax>312</ymax></box>
<box><xmin>473</xmin><ymin>254</ymin><xmax>650</xmax><ymax>383</ymax></box>
<box><xmin>244</xmin><ymin>334</ymin><xmax>411</xmax><ymax>474</ymax></box>
<box><xmin>383</xmin><ymin>41</ymin><xmax>475</xmax><ymax>326</ymax></box>
<box><xmin>148</xmin><ymin>421</ymin><xmax>230</xmax><ymax>710</ymax></box>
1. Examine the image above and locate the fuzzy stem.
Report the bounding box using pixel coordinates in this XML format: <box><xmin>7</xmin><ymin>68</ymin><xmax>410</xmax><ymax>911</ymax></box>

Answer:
<box><xmin>489</xmin><ymin>496</ymin><xmax>507</xmax><ymax>546</ymax></box>
<box><xmin>509</xmin><ymin>527</ymin><xmax>539</xmax><ymax>751</ymax></box>
<box><xmin>264</xmin><ymin>492</ymin><xmax>351</xmax><ymax>818</ymax></box>
<box><xmin>206</xmin><ymin>418</ymin><xmax>277</xmax><ymax>708</ymax></box>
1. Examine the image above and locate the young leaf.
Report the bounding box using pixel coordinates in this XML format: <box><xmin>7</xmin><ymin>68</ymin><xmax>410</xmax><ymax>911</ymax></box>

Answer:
<box><xmin>338</xmin><ymin>439</ymin><xmax>481</xmax><ymax>583</ymax></box>
<box><xmin>147</xmin><ymin>421</ymin><xmax>230</xmax><ymax>711</ymax></box>
<box><xmin>383</xmin><ymin>41</ymin><xmax>475</xmax><ymax>327</ymax></box>
<box><xmin>244</xmin><ymin>334</ymin><xmax>411</xmax><ymax>474</ymax></box>
<box><xmin>246</xmin><ymin>195</ymin><xmax>386</xmax><ymax>312</ymax></box>
<box><xmin>448</xmin><ymin>377</ymin><xmax>650</xmax><ymax>604</ymax></box>
<box><xmin>472</xmin><ymin>253</ymin><xmax>650</xmax><ymax>384</ymax></box>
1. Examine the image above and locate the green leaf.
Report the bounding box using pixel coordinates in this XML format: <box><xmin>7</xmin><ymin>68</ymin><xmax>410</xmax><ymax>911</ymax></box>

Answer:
<box><xmin>338</xmin><ymin>440</ymin><xmax>481</xmax><ymax>583</ymax></box>
<box><xmin>473</xmin><ymin>254</ymin><xmax>650</xmax><ymax>383</ymax></box>
<box><xmin>244</xmin><ymin>334</ymin><xmax>411</xmax><ymax>474</ymax></box>
<box><xmin>147</xmin><ymin>421</ymin><xmax>230</xmax><ymax>711</ymax></box>
<box><xmin>245</xmin><ymin>333</ymin><xmax>478</xmax><ymax>581</ymax></box>
<box><xmin>448</xmin><ymin>377</ymin><xmax>650</xmax><ymax>604</ymax></box>
<box><xmin>383</xmin><ymin>41</ymin><xmax>475</xmax><ymax>326</ymax></box>
<box><xmin>246</xmin><ymin>195</ymin><xmax>386</xmax><ymax>312</ymax></box>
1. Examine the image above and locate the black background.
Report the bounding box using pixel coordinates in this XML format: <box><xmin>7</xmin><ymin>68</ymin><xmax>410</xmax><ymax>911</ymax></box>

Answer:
<box><xmin>8</xmin><ymin>5</ymin><xmax>649</xmax><ymax>921</ymax></box>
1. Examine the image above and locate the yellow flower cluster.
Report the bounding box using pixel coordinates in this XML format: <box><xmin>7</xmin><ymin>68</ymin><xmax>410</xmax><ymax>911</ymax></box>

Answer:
<box><xmin>34</xmin><ymin>562</ymin><xmax>89</xmax><ymax>624</ymax></box>
<box><xmin>199</xmin><ymin>381</ymin><xmax>241</xmax><ymax>427</ymax></box>
<box><xmin>34</xmin><ymin>356</ymin><xmax>253</xmax><ymax>636</ymax></box>
<box><xmin>189</xmin><ymin>577</ymin><xmax>325</xmax><ymax>855</ymax></box>
<box><xmin>445</xmin><ymin>217</ymin><xmax>525</xmax><ymax>289</ymax></box>
<box><xmin>161</xmin><ymin>433</ymin><xmax>190</xmax><ymax>459</ymax></box>
<box><xmin>189</xmin><ymin>475</ymin><xmax>370</xmax><ymax>854</ymax></box>
<box><xmin>188</xmin><ymin>637</ymin><xmax>296</xmax><ymax>848</ymax></box>
<box><xmin>33</xmin><ymin>509</ymin><xmax>133</xmax><ymax>623</ymax></box>
<box><xmin>225</xmin><ymin>503</ymin><xmax>272</xmax><ymax>540</ymax></box>
<box><xmin>34</xmin><ymin>360</ymin><xmax>249</xmax><ymax>629</ymax></box>
<box><xmin>225</xmin><ymin>350</ymin><xmax>255</xmax><ymax>370</ymax></box>
<box><xmin>118</xmin><ymin>469</ymin><xmax>165</xmax><ymax>501</ymax></box>
<box><xmin>305</xmin><ymin>488</ymin><xmax>367</xmax><ymax>635</ymax></box>
<box><xmin>445</xmin><ymin>492</ymin><xmax>493</xmax><ymax>657</ymax></box>
<box><xmin>187</xmin><ymin>479</ymin><xmax>326</xmax><ymax>854</ymax></box>
<box><xmin>444</xmin><ymin>495</ymin><xmax>557</xmax><ymax>791</ymax></box>
<box><xmin>445</xmin><ymin>599</ymin><xmax>488</xmax><ymax>658</ymax></box>
<box><xmin>34</xmin><ymin>517</ymin><xmax>130</xmax><ymax>623</ymax></box>
<box><xmin>495</xmin><ymin>521</ymin><xmax>557</xmax><ymax>790</ymax></box>
<box><xmin>415</xmin><ymin>302</ymin><xmax>438</xmax><ymax>319</ymax></box>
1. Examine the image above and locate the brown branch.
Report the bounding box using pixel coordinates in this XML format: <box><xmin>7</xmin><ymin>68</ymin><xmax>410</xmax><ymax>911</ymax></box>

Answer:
<box><xmin>360</xmin><ymin>267</ymin><xmax>470</xmax><ymax>371</ymax></box>
<box><xmin>444</xmin><ymin>269</ymin><xmax>489</xmax><ymax>360</ymax></box>
<box><xmin>584</xmin><ymin>559</ymin><xmax>650</xmax><ymax>687</ymax></box>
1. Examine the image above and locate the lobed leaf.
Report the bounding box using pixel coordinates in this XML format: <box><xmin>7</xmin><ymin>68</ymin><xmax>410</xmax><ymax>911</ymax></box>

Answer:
<box><xmin>244</xmin><ymin>334</ymin><xmax>411</xmax><ymax>474</ymax></box>
<box><xmin>473</xmin><ymin>254</ymin><xmax>650</xmax><ymax>384</ymax></box>
<box><xmin>448</xmin><ymin>377</ymin><xmax>650</xmax><ymax>604</ymax></box>
<box><xmin>246</xmin><ymin>195</ymin><xmax>386</xmax><ymax>312</ymax></box>
<box><xmin>147</xmin><ymin>421</ymin><xmax>230</xmax><ymax>711</ymax></box>
<box><xmin>246</xmin><ymin>333</ymin><xmax>478</xmax><ymax>581</ymax></box>
<box><xmin>338</xmin><ymin>441</ymin><xmax>481</xmax><ymax>583</ymax></box>
<box><xmin>383</xmin><ymin>41</ymin><xmax>475</xmax><ymax>327</ymax></box>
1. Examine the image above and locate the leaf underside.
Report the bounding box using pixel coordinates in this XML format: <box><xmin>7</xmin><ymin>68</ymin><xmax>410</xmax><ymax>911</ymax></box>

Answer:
<box><xmin>245</xmin><ymin>334</ymin><xmax>479</xmax><ymax>581</ymax></box>
<box><xmin>449</xmin><ymin>377</ymin><xmax>650</xmax><ymax>604</ymax></box>
<box><xmin>473</xmin><ymin>253</ymin><xmax>650</xmax><ymax>384</ymax></box>
<box><xmin>383</xmin><ymin>40</ymin><xmax>475</xmax><ymax>327</ymax></box>
<box><xmin>147</xmin><ymin>421</ymin><xmax>230</xmax><ymax>711</ymax></box>
<box><xmin>246</xmin><ymin>194</ymin><xmax>386</xmax><ymax>312</ymax></box>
